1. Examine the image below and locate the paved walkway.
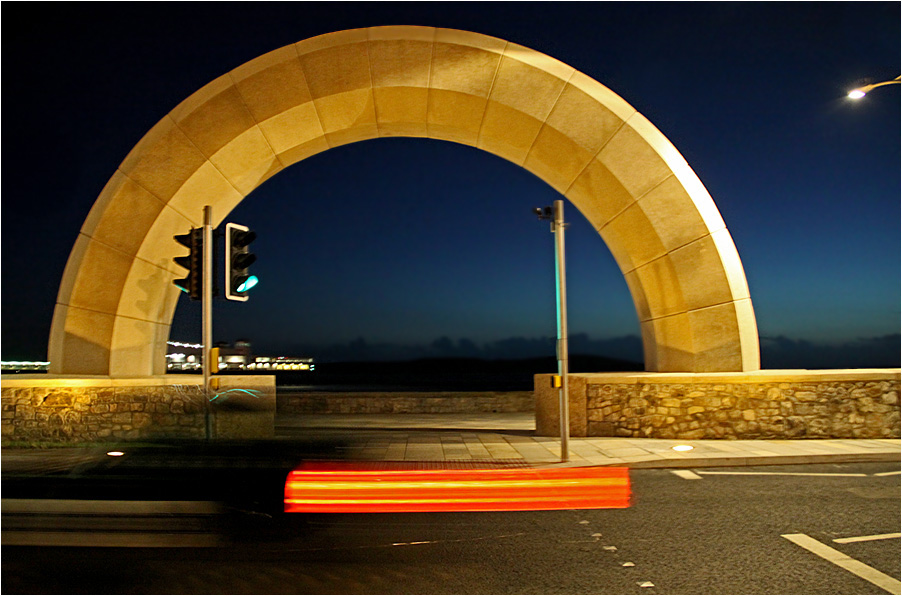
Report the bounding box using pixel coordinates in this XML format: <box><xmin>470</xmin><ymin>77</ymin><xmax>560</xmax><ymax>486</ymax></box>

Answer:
<box><xmin>278</xmin><ymin>413</ymin><xmax>901</xmax><ymax>469</ymax></box>
<box><xmin>2</xmin><ymin>414</ymin><xmax>897</xmax><ymax>473</ymax></box>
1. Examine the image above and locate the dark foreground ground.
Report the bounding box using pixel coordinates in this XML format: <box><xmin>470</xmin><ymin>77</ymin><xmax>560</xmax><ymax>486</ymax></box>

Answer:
<box><xmin>3</xmin><ymin>462</ymin><xmax>899</xmax><ymax>594</ymax></box>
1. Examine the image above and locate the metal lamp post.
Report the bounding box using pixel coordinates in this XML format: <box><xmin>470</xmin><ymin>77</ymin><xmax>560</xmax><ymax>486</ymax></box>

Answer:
<box><xmin>534</xmin><ymin>200</ymin><xmax>570</xmax><ymax>462</ymax></box>
<box><xmin>202</xmin><ymin>205</ymin><xmax>215</xmax><ymax>439</ymax></box>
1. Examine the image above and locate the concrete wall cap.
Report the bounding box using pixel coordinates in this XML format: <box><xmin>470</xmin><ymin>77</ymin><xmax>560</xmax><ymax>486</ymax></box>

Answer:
<box><xmin>538</xmin><ymin>369</ymin><xmax>902</xmax><ymax>385</ymax></box>
<box><xmin>1</xmin><ymin>374</ymin><xmax>276</xmax><ymax>388</ymax></box>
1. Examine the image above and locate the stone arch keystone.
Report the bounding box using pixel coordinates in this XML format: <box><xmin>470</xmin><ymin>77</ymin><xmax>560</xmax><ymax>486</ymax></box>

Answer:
<box><xmin>49</xmin><ymin>26</ymin><xmax>760</xmax><ymax>376</ymax></box>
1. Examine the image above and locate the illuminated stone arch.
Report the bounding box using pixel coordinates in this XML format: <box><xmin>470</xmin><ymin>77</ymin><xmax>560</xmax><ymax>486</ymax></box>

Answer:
<box><xmin>49</xmin><ymin>26</ymin><xmax>759</xmax><ymax>376</ymax></box>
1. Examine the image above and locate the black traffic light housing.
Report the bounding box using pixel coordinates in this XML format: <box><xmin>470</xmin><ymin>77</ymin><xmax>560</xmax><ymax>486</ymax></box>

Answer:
<box><xmin>173</xmin><ymin>228</ymin><xmax>203</xmax><ymax>300</ymax></box>
<box><xmin>225</xmin><ymin>222</ymin><xmax>258</xmax><ymax>302</ymax></box>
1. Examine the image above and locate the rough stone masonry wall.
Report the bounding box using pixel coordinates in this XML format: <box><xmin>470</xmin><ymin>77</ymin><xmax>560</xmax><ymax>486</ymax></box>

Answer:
<box><xmin>278</xmin><ymin>391</ymin><xmax>535</xmax><ymax>415</ymax></box>
<box><xmin>2</xmin><ymin>375</ymin><xmax>276</xmax><ymax>443</ymax></box>
<box><xmin>535</xmin><ymin>371</ymin><xmax>901</xmax><ymax>439</ymax></box>
<box><xmin>2</xmin><ymin>383</ymin><xmax>206</xmax><ymax>442</ymax></box>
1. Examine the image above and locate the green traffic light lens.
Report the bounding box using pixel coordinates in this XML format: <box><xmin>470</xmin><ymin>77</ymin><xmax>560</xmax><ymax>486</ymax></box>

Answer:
<box><xmin>237</xmin><ymin>275</ymin><xmax>259</xmax><ymax>293</ymax></box>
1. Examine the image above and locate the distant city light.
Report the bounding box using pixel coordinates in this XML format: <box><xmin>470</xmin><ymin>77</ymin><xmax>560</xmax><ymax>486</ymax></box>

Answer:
<box><xmin>166</xmin><ymin>340</ymin><xmax>313</xmax><ymax>372</ymax></box>
<box><xmin>167</xmin><ymin>341</ymin><xmax>204</xmax><ymax>349</ymax></box>
<box><xmin>1</xmin><ymin>360</ymin><xmax>51</xmax><ymax>372</ymax></box>
<box><xmin>1</xmin><ymin>361</ymin><xmax>51</xmax><ymax>366</ymax></box>
<box><xmin>106</xmin><ymin>451</ymin><xmax>125</xmax><ymax>457</ymax></box>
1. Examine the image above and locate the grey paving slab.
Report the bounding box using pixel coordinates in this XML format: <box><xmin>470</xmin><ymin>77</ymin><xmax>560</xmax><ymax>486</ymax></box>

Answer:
<box><xmin>481</xmin><ymin>441</ymin><xmax>523</xmax><ymax>459</ymax></box>
<box><xmin>404</xmin><ymin>445</ymin><xmax>445</xmax><ymax>458</ymax></box>
<box><xmin>602</xmin><ymin>447</ymin><xmax>652</xmax><ymax>458</ymax></box>
<box><xmin>568</xmin><ymin>442</ymin><xmax>606</xmax><ymax>460</ymax></box>
<box><xmin>706</xmin><ymin>443</ymin><xmax>750</xmax><ymax>453</ymax></box>
<box><xmin>384</xmin><ymin>444</ymin><xmax>407</xmax><ymax>459</ymax></box>
<box><xmin>747</xmin><ymin>442</ymin><xmax>807</xmax><ymax>455</ymax></box>
<box><xmin>583</xmin><ymin>439</ymin><xmax>638</xmax><ymax>449</ymax></box>
<box><xmin>476</xmin><ymin>433</ymin><xmax>512</xmax><ymax>444</ymax></box>
<box><xmin>442</xmin><ymin>446</ymin><xmax>473</xmax><ymax>459</ymax></box>
<box><xmin>504</xmin><ymin>440</ymin><xmax>559</xmax><ymax>461</ymax></box>
<box><xmin>464</xmin><ymin>443</ymin><xmax>492</xmax><ymax>459</ymax></box>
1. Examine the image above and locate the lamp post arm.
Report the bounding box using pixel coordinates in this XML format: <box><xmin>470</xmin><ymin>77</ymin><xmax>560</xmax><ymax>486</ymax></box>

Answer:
<box><xmin>850</xmin><ymin>76</ymin><xmax>900</xmax><ymax>98</ymax></box>
<box><xmin>863</xmin><ymin>76</ymin><xmax>901</xmax><ymax>92</ymax></box>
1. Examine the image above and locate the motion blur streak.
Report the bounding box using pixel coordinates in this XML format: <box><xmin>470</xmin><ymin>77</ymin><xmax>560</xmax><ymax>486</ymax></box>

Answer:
<box><xmin>284</xmin><ymin>464</ymin><xmax>630</xmax><ymax>512</ymax></box>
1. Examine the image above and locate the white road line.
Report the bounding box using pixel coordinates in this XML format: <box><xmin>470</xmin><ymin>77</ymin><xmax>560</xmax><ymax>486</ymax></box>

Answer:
<box><xmin>697</xmin><ymin>471</ymin><xmax>868</xmax><ymax>477</ymax></box>
<box><xmin>670</xmin><ymin>470</ymin><xmax>702</xmax><ymax>480</ymax></box>
<box><xmin>782</xmin><ymin>533</ymin><xmax>901</xmax><ymax>595</ymax></box>
<box><xmin>874</xmin><ymin>471</ymin><xmax>901</xmax><ymax>477</ymax></box>
<box><xmin>834</xmin><ymin>533</ymin><xmax>902</xmax><ymax>544</ymax></box>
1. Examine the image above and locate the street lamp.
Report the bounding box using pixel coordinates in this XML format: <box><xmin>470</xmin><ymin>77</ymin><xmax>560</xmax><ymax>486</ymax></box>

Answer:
<box><xmin>847</xmin><ymin>76</ymin><xmax>900</xmax><ymax>99</ymax></box>
<box><xmin>534</xmin><ymin>200</ymin><xmax>570</xmax><ymax>463</ymax></box>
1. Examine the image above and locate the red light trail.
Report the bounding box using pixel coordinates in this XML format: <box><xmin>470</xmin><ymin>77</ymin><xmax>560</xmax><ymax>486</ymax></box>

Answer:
<box><xmin>285</xmin><ymin>463</ymin><xmax>630</xmax><ymax>513</ymax></box>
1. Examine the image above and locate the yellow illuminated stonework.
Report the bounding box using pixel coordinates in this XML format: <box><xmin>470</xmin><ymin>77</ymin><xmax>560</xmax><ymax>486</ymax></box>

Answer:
<box><xmin>50</xmin><ymin>26</ymin><xmax>759</xmax><ymax>376</ymax></box>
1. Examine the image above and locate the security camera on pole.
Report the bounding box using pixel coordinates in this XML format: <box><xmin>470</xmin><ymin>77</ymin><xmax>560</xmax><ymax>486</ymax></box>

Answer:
<box><xmin>534</xmin><ymin>200</ymin><xmax>570</xmax><ymax>463</ymax></box>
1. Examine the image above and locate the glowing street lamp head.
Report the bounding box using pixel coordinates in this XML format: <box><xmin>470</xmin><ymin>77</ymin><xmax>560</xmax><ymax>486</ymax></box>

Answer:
<box><xmin>847</xmin><ymin>89</ymin><xmax>867</xmax><ymax>99</ymax></box>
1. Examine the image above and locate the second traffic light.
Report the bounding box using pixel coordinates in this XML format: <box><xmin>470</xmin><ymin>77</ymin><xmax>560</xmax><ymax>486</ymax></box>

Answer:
<box><xmin>225</xmin><ymin>222</ymin><xmax>258</xmax><ymax>302</ymax></box>
<box><xmin>173</xmin><ymin>228</ymin><xmax>203</xmax><ymax>300</ymax></box>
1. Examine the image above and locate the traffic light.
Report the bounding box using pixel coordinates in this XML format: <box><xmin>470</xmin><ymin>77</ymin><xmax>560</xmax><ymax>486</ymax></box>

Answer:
<box><xmin>225</xmin><ymin>222</ymin><xmax>258</xmax><ymax>302</ymax></box>
<box><xmin>173</xmin><ymin>228</ymin><xmax>203</xmax><ymax>300</ymax></box>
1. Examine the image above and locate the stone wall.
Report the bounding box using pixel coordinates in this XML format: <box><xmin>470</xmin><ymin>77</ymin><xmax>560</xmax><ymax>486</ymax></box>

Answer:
<box><xmin>535</xmin><ymin>370</ymin><xmax>901</xmax><ymax>439</ymax></box>
<box><xmin>1</xmin><ymin>375</ymin><xmax>276</xmax><ymax>443</ymax></box>
<box><xmin>278</xmin><ymin>391</ymin><xmax>535</xmax><ymax>415</ymax></box>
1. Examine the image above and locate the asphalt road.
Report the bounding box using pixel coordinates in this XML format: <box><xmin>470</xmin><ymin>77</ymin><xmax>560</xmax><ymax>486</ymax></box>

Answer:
<box><xmin>2</xmin><ymin>462</ymin><xmax>899</xmax><ymax>594</ymax></box>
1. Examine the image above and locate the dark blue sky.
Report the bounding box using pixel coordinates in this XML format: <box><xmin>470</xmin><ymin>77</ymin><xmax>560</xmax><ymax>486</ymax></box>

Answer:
<box><xmin>3</xmin><ymin>3</ymin><xmax>899</xmax><ymax>367</ymax></box>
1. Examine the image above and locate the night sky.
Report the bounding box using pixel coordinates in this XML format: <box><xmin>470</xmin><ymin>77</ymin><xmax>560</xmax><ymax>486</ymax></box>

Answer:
<box><xmin>3</xmin><ymin>3</ymin><xmax>899</xmax><ymax>368</ymax></box>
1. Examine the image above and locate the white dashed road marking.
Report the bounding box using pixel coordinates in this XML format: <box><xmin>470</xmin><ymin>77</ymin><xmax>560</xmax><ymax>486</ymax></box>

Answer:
<box><xmin>782</xmin><ymin>533</ymin><xmax>901</xmax><ymax>595</ymax></box>
<box><xmin>698</xmin><ymin>471</ymin><xmax>867</xmax><ymax>477</ymax></box>
<box><xmin>834</xmin><ymin>533</ymin><xmax>902</xmax><ymax>544</ymax></box>
<box><xmin>670</xmin><ymin>470</ymin><xmax>702</xmax><ymax>480</ymax></box>
<box><xmin>874</xmin><ymin>470</ymin><xmax>901</xmax><ymax>477</ymax></box>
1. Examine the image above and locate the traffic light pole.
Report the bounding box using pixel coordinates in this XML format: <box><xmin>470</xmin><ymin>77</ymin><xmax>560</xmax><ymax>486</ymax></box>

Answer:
<box><xmin>202</xmin><ymin>205</ymin><xmax>214</xmax><ymax>440</ymax></box>
<box><xmin>552</xmin><ymin>200</ymin><xmax>570</xmax><ymax>463</ymax></box>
